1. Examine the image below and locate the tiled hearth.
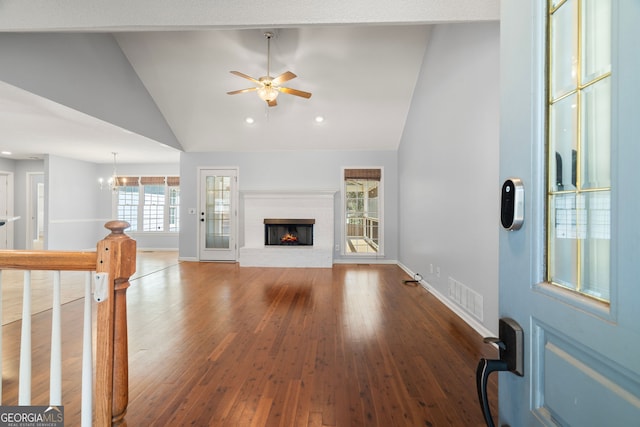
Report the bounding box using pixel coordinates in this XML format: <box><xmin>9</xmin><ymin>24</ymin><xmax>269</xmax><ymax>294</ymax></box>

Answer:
<box><xmin>239</xmin><ymin>191</ymin><xmax>335</xmax><ymax>267</ymax></box>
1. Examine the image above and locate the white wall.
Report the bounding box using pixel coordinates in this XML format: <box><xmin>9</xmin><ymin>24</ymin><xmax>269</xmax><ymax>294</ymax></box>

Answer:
<box><xmin>397</xmin><ymin>22</ymin><xmax>500</xmax><ymax>333</ymax></box>
<box><xmin>46</xmin><ymin>155</ymin><xmax>103</xmax><ymax>249</ymax></box>
<box><xmin>179</xmin><ymin>150</ymin><xmax>398</xmax><ymax>261</ymax></box>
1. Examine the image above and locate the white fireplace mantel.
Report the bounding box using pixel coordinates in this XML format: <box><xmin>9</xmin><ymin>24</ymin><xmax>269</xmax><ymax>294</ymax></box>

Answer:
<box><xmin>239</xmin><ymin>190</ymin><xmax>336</xmax><ymax>268</ymax></box>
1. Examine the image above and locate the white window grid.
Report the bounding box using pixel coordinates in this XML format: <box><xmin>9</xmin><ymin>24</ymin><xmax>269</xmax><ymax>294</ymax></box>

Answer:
<box><xmin>114</xmin><ymin>177</ymin><xmax>179</xmax><ymax>233</ymax></box>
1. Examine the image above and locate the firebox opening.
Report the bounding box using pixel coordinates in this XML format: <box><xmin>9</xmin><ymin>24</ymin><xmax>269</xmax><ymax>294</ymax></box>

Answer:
<box><xmin>264</xmin><ymin>218</ymin><xmax>315</xmax><ymax>246</ymax></box>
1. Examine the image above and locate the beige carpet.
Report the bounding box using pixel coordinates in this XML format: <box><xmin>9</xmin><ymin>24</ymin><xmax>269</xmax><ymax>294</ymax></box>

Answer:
<box><xmin>1</xmin><ymin>251</ymin><xmax>179</xmax><ymax>325</ymax></box>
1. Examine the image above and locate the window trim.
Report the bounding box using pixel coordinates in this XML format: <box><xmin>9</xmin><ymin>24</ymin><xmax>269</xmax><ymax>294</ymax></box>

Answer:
<box><xmin>112</xmin><ymin>175</ymin><xmax>180</xmax><ymax>234</ymax></box>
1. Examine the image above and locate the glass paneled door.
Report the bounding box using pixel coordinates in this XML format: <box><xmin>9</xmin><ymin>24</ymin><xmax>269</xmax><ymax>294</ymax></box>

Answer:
<box><xmin>498</xmin><ymin>2</ymin><xmax>640</xmax><ymax>426</ymax></box>
<box><xmin>199</xmin><ymin>168</ymin><xmax>238</xmax><ymax>261</ymax></box>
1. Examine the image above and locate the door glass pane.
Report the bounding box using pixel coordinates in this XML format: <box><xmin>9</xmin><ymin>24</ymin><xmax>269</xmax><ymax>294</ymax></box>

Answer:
<box><xmin>549</xmin><ymin>193</ymin><xmax>580</xmax><ymax>291</ymax></box>
<box><xmin>205</xmin><ymin>176</ymin><xmax>231</xmax><ymax>249</ymax></box>
<box><xmin>549</xmin><ymin>94</ymin><xmax>577</xmax><ymax>191</ymax></box>
<box><xmin>546</xmin><ymin>0</ymin><xmax>612</xmax><ymax>303</ymax></box>
<box><xmin>581</xmin><ymin>0</ymin><xmax>611</xmax><ymax>83</ymax></box>
<box><xmin>581</xmin><ymin>191</ymin><xmax>610</xmax><ymax>300</ymax></box>
<box><xmin>581</xmin><ymin>77</ymin><xmax>611</xmax><ymax>189</ymax></box>
<box><xmin>550</xmin><ymin>0</ymin><xmax>578</xmax><ymax>99</ymax></box>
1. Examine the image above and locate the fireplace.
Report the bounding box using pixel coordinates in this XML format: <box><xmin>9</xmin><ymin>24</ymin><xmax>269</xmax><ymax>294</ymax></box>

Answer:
<box><xmin>264</xmin><ymin>218</ymin><xmax>315</xmax><ymax>246</ymax></box>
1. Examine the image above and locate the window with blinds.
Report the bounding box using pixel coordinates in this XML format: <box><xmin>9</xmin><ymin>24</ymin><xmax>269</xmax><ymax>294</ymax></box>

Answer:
<box><xmin>114</xmin><ymin>176</ymin><xmax>180</xmax><ymax>233</ymax></box>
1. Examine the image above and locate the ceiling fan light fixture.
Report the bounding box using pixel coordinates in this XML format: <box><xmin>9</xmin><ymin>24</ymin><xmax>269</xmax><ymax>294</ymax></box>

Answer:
<box><xmin>228</xmin><ymin>31</ymin><xmax>311</xmax><ymax>107</ymax></box>
<box><xmin>257</xmin><ymin>85</ymin><xmax>279</xmax><ymax>102</ymax></box>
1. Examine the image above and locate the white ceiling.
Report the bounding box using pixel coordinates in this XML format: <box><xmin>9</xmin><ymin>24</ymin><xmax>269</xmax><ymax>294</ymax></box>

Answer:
<box><xmin>0</xmin><ymin>0</ymin><xmax>499</xmax><ymax>164</ymax></box>
<box><xmin>0</xmin><ymin>26</ymin><xmax>430</xmax><ymax>164</ymax></box>
<box><xmin>0</xmin><ymin>80</ymin><xmax>180</xmax><ymax>163</ymax></box>
<box><xmin>115</xmin><ymin>26</ymin><xmax>430</xmax><ymax>153</ymax></box>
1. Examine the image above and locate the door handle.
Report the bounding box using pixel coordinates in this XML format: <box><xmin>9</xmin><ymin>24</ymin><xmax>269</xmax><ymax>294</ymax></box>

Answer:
<box><xmin>476</xmin><ymin>317</ymin><xmax>524</xmax><ymax>427</ymax></box>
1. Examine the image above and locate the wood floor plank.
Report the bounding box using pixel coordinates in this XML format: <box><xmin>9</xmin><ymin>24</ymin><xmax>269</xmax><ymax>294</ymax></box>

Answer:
<box><xmin>1</xmin><ymin>258</ymin><xmax>498</xmax><ymax>426</ymax></box>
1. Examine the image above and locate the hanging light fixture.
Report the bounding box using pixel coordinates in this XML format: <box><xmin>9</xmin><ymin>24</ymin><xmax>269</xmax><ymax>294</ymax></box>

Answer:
<box><xmin>99</xmin><ymin>152</ymin><xmax>126</xmax><ymax>191</ymax></box>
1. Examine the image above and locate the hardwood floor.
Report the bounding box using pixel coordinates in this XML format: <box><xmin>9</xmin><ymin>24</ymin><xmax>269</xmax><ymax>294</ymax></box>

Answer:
<box><xmin>1</xmin><ymin>258</ymin><xmax>498</xmax><ymax>426</ymax></box>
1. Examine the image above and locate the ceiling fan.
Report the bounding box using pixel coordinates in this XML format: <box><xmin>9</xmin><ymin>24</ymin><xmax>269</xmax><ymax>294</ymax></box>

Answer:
<box><xmin>227</xmin><ymin>32</ymin><xmax>312</xmax><ymax>107</ymax></box>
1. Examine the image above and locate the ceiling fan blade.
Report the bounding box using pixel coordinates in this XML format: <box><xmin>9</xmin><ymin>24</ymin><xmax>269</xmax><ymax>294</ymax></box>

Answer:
<box><xmin>230</xmin><ymin>71</ymin><xmax>261</xmax><ymax>84</ymax></box>
<box><xmin>279</xmin><ymin>87</ymin><xmax>312</xmax><ymax>99</ymax></box>
<box><xmin>272</xmin><ymin>71</ymin><xmax>297</xmax><ymax>85</ymax></box>
<box><xmin>267</xmin><ymin>99</ymin><xmax>278</xmax><ymax>107</ymax></box>
<box><xmin>227</xmin><ymin>87</ymin><xmax>258</xmax><ymax>95</ymax></box>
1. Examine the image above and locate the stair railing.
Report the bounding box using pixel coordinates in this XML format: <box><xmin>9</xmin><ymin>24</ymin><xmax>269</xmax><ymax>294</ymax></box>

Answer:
<box><xmin>0</xmin><ymin>220</ymin><xmax>136</xmax><ymax>426</ymax></box>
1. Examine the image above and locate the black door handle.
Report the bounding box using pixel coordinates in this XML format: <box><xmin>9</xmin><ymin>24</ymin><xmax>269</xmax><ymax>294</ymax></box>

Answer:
<box><xmin>475</xmin><ymin>318</ymin><xmax>524</xmax><ymax>427</ymax></box>
<box><xmin>476</xmin><ymin>358</ymin><xmax>507</xmax><ymax>427</ymax></box>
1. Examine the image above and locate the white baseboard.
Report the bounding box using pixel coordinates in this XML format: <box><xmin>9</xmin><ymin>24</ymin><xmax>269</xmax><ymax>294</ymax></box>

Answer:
<box><xmin>397</xmin><ymin>262</ymin><xmax>495</xmax><ymax>339</ymax></box>
<box><xmin>332</xmin><ymin>258</ymin><xmax>398</xmax><ymax>265</ymax></box>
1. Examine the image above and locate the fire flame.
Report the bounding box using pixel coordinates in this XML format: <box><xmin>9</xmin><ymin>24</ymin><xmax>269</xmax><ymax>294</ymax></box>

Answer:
<box><xmin>281</xmin><ymin>233</ymin><xmax>298</xmax><ymax>243</ymax></box>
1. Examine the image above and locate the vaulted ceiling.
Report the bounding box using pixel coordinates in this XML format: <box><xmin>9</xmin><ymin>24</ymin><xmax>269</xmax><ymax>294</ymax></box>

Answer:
<box><xmin>0</xmin><ymin>1</ymin><xmax>499</xmax><ymax>164</ymax></box>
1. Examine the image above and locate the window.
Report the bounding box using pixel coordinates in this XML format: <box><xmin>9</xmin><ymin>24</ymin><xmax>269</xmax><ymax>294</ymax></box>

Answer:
<box><xmin>114</xmin><ymin>176</ymin><xmax>180</xmax><ymax>232</ymax></box>
<box><xmin>168</xmin><ymin>176</ymin><xmax>180</xmax><ymax>232</ymax></box>
<box><xmin>546</xmin><ymin>0</ymin><xmax>611</xmax><ymax>301</ymax></box>
<box><xmin>343</xmin><ymin>168</ymin><xmax>382</xmax><ymax>254</ymax></box>
<box><xmin>116</xmin><ymin>176</ymin><xmax>140</xmax><ymax>231</ymax></box>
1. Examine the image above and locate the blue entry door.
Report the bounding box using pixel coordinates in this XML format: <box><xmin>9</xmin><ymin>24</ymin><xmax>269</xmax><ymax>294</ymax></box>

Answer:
<box><xmin>498</xmin><ymin>1</ymin><xmax>640</xmax><ymax>425</ymax></box>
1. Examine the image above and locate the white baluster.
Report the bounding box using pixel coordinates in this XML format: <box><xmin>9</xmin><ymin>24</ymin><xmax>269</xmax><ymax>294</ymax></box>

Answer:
<box><xmin>50</xmin><ymin>271</ymin><xmax>62</xmax><ymax>405</ymax></box>
<box><xmin>19</xmin><ymin>270</ymin><xmax>32</xmax><ymax>405</ymax></box>
<box><xmin>81</xmin><ymin>272</ymin><xmax>93</xmax><ymax>427</ymax></box>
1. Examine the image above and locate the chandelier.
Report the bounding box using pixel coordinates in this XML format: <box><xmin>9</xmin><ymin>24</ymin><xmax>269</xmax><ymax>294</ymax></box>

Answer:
<box><xmin>99</xmin><ymin>152</ymin><xmax>126</xmax><ymax>191</ymax></box>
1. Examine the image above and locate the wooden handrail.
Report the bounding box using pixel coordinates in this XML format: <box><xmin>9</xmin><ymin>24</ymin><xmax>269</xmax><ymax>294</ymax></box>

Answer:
<box><xmin>0</xmin><ymin>220</ymin><xmax>136</xmax><ymax>426</ymax></box>
<box><xmin>0</xmin><ymin>250</ymin><xmax>96</xmax><ymax>271</ymax></box>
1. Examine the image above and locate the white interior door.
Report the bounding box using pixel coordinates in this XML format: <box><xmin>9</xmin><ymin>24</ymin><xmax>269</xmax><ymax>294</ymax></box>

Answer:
<box><xmin>26</xmin><ymin>173</ymin><xmax>45</xmax><ymax>249</ymax></box>
<box><xmin>498</xmin><ymin>2</ymin><xmax>640</xmax><ymax>426</ymax></box>
<box><xmin>0</xmin><ymin>174</ymin><xmax>8</xmax><ymax>249</ymax></box>
<box><xmin>199</xmin><ymin>168</ymin><xmax>238</xmax><ymax>261</ymax></box>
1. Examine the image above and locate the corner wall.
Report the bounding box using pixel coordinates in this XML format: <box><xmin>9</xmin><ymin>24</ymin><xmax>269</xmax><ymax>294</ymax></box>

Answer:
<box><xmin>398</xmin><ymin>22</ymin><xmax>500</xmax><ymax>334</ymax></box>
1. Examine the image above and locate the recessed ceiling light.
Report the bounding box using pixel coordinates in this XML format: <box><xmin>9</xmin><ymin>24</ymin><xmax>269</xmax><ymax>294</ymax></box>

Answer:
<box><xmin>315</xmin><ymin>116</ymin><xmax>324</xmax><ymax>123</ymax></box>
<box><xmin>245</xmin><ymin>117</ymin><xmax>255</xmax><ymax>124</ymax></box>
<box><xmin>1</xmin><ymin>151</ymin><xmax>12</xmax><ymax>155</ymax></box>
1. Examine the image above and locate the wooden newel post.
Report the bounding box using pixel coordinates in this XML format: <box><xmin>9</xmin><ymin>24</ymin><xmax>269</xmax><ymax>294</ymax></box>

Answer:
<box><xmin>95</xmin><ymin>221</ymin><xmax>136</xmax><ymax>426</ymax></box>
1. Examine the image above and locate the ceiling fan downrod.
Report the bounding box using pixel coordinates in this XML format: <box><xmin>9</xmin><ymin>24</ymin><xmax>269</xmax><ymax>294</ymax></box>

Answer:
<box><xmin>265</xmin><ymin>32</ymin><xmax>273</xmax><ymax>78</ymax></box>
